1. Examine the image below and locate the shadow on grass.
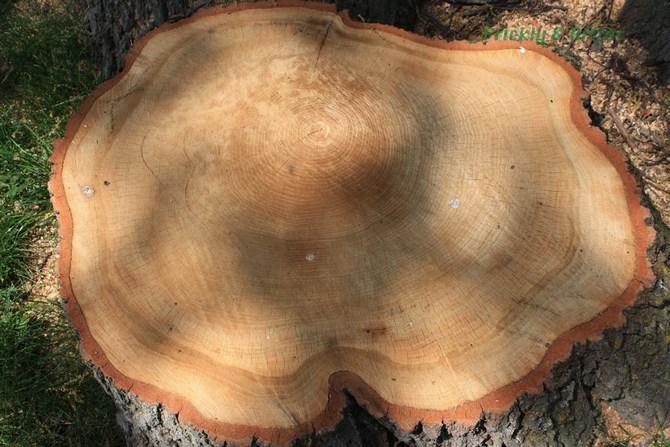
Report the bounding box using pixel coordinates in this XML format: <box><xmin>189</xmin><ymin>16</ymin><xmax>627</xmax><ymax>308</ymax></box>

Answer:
<box><xmin>0</xmin><ymin>298</ymin><xmax>125</xmax><ymax>446</ymax></box>
<box><xmin>0</xmin><ymin>0</ymin><xmax>124</xmax><ymax>445</ymax></box>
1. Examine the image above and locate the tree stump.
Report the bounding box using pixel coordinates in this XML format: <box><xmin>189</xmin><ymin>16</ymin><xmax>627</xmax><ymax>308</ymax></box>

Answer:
<box><xmin>51</xmin><ymin>2</ymin><xmax>668</xmax><ymax>446</ymax></box>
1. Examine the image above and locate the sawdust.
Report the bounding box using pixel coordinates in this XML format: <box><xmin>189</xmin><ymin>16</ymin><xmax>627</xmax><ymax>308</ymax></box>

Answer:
<box><xmin>21</xmin><ymin>219</ymin><xmax>63</xmax><ymax>326</ymax></box>
<box><xmin>595</xmin><ymin>401</ymin><xmax>670</xmax><ymax>447</ymax></box>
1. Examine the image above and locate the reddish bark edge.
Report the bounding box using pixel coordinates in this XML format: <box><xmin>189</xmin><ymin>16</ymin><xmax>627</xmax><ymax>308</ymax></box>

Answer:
<box><xmin>48</xmin><ymin>2</ymin><xmax>657</xmax><ymax>445</ymax></box>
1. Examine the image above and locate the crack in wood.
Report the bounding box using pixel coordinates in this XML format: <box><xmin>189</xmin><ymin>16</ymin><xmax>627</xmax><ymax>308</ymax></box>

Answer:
<box><xmin>313</xmin><ymin>20</ymin><xmax>334</xmax><ymax>77</ymax></box>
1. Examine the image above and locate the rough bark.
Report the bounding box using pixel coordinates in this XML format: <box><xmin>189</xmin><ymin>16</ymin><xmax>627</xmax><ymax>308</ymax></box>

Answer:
<box><xmin>85</xmin><ymin>0</ymin><xmax>418</xmax><ymax>79</ymax></box>
<box><xmin>619</xmin><ymin>0</ymin><xmax>670</xmax><ymax>83</ymax></box>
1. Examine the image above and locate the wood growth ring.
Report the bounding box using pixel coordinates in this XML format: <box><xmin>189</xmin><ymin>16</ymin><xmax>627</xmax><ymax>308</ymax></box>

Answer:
<box><xmin>50</xmin><ymin>2</ymin><xmax>655</xmax><ymax>445</ymax></box>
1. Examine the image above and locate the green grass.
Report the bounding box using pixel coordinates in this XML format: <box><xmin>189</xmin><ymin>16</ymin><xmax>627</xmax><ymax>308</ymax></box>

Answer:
<box><xmin>0</xmin><ymin>299</ymin><xmax>123</xmax><ymax>446</ymax></box>
<box><xmin>0</xmin><ymin>0</ymin><xmax>124</xmax><ymax>445</ymax></box>
<box><xmin>604</xmin><ymin>423</ymin><xmax>670</xmax><ymax>447</ymax></box>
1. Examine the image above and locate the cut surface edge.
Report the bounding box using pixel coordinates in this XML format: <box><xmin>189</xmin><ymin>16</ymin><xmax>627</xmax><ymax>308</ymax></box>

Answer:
<box><xmin>48</xmin><ymin>2</ymin><xmax>656</xmax><ymax>445</ymax></box>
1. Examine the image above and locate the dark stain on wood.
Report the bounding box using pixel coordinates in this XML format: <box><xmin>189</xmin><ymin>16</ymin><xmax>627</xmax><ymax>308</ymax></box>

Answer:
<box><xmin>364</xmin><ymin>326</ymin><xmax>388</xmax><ymax>337</ymax></box>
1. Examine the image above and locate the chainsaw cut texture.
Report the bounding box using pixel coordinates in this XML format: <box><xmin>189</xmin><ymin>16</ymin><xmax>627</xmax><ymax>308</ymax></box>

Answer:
<box><xmin>50</xmin><ymin>2</ymin><xmax>654</xmax><ymax>445</ymax></box>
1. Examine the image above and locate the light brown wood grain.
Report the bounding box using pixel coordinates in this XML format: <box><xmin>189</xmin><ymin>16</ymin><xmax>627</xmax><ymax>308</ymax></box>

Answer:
<box><xmin>50</xmin><ymin>2</ymin><xmax>654</xmax><ymax>444</ymax></box>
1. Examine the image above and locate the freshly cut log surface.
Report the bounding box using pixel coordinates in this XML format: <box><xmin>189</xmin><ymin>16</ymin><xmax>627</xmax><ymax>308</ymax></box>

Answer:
<box><xmin>50</xmin><ymin>2</ymin><xmax>655</xmax><ymax>444</ymax></box>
